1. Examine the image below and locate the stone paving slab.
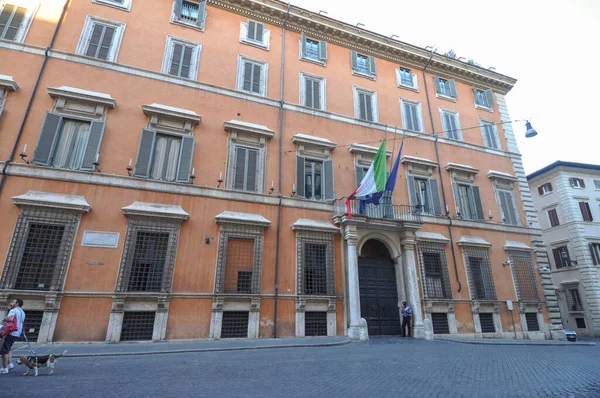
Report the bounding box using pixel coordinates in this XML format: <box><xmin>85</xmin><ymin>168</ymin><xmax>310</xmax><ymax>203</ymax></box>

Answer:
<box><xmin>434</xmin><ymin>336</ymin><xmax>597</xmax><ymax>346</ymax></box>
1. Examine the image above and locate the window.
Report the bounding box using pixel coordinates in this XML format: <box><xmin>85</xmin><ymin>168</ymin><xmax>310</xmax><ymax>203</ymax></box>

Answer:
<box><xmin>120</xmin><ymin>312</ymin><xmax>155</xmax><ymax>341</ymax></box>
<box><xmin>508</xmin><ymin>251</ymin><xmax>539</xmax><ymax>301</ymax></box>
<box><xmin>76</xmin><ymin>16</ymin><xmax>125</xmax><ymax>62</ymax></box>
<box><xmin>296</xmin><ymin>232</ymin><xmax>335</xmax><ymax>296</ymax></box>
<box><xmin>353</xmin><ymin>87</ymin><xmax>377</xmax><ymax>122</ymax></box>
<box><xmin>300</xmin><ymin>73</ymin><xmax>325</xmax><ymax>110</ymax></box>
<box><xmin>564</xmin><ymin>285</ymin><xmax>583</xmax><ymax>312</ymax></box>
<box><xmin>548</xmin><ymin>208</ymin><xmax>560</xmax><ymax>227</ymax></box>
<box><xmin>299</xmin><ymin>159</ymin><xmax>331</xmax><ymax>200</ymax></box>
<box><xmin>304</xmin><ymin>312</ymin><xmax>328</xmax><ymax>336</ymax></box>
<box><xmin>537</xmin><ymin>182</ymin><xmax>553</xmax><ymax>195</ymax></box>
<box><xmin>418</xmin><ymin>243</ymin><xmax>451</xmax><ymax>299</ymax></box>
<box><xmin>473</xmin><ymin>88</ymin><xmax>494</xmax><ymax>109</ymax></box>
<box><xmin>431</xmin><ymin>313</ymin><xmax>450</xmax><ymax>334</ymax></box>
<box><xmin>407</xmin><ymin>175</ymin><xmax>442</xmax><ymax>216</ymax></box>
<box><xmin>594</xmin><ymin>180</ymin><xmax>600</xmax><ymax>190</ymax></box>
<box><xmin>232</xmin><ymin>146</ymin><xmax>258</xmax><ymax>192</ymax></box>
<box><xmin>589</xmin><ymin>242</ymin><xmax>600</xmax><ymax>265</ymax></box>
<box><xmin>552</xmin><ymin>246</ymin><xmax>572</xmax><ymax>269</ymax></box>
<box><xmin>396</xmin><ymin>67</ymin><xmax>418</xmax><ymax>90</ymax></box>
<box><xmin>479</xmin><ymin>313</ymin><xmax>496</xmax><ymax>333</ymax></box>
<box><xmin>496</xmin><ymin>189</ymin><xmax>519</xmax><ymax>225</ymax></box>
<box><xmin>569</xmin><ymin>177</ymin><xmax>585</xmax><ymax>188</ymax></box>
<box><xmin>454</xmin><ymin>183</ymin><xmax>484</xmax><ymax>220</ymax></box>
<box><xmin>575</xmin><ymin>317</ymin><xmax>586</xmax><ymax>329</ymax></box>
<box><xmin>300</xmin><ymin>33</ymin><xmax>327</xmax><ymax>64</ymax></box>
<box><xmin>440</xmin><ymin>109</ymin><xmax>461</xmax><ymax>140</ymax></box>
<box><xmin>92</xmin><ymin>0</ymin><xmax>132</xmax><ymax>11</ymax></box>
<box><xmin>480</xmin><ymin>120</ymin><xmax>500</xmax><ymax>149</ymax></box>
<box><xmin>240</xmin><ymin>20</ymin><xmax>270</xmax><ymax>49</ymax></box>
<box><xmin>172</xmin><ymin>0</ymin><xmax>207</xmax><ymax>30</ymax></box>
<box><xmin>150</xmin><ymin>134</ymin><xmax>181</xmax><ymax>182</ymax></box>
<box><xmin>463</xmin><ymin>247</ymin><xmax>496</xmax><ymax>300</ymax></box>
<box><xmin>221</xmin><ymin>312</ymin><xmax>249</xmax><ymax>338</ymax></box>
<box><xmin>400</xmin><ymin>99</ymin><xmax>423</xmax><ymax>132</ymax></box>
<box><xmin>0</xmin><ymin>2</ymin><xmax>36</xmax><ymax>42</ymax></box>
<box><xmin>350</xmin><ymin>50</ymin><xmax>376</xmax><ymax>77</ymax></box>
<box><xmin>162</xmin><ymin>36</ymin><xmax>201</xmax><ymax>79</ymax></box>
<box><xmin>525</xmin><ymin>313</ymin><xmax>540</xmax><ymax>332</ymax></box>
<box><xmin>117</xmin><ymin>217</ymin><xmax>180</xmax><ymax>293</ymax></box>
<box><xmin>0</xmin><ymin>207</ymin><xmax>79</xmax><ymax>291</ymax></box>
<box><xmin>236</xmin><ymin>56</ymin><xmax>268</xmax><ymax>96</ymax></box>
<box><xmin>133</xmin><ymin>129</ymin><xmax>194</xmax><ymax>183</ymax></box>
<box><xmin>32</xmin><ymin>113</ymin><xmax>105</xmax><ymax>171</ymax></box>
<box><xmin>579</xmin><ymin>201</ymin><xmax>593</xmax><ymax>222</ymax></box>
<box><xmin>434</xmin><ymin>75</ymin><xmax>457</xmax><ymax>99</ymax></box>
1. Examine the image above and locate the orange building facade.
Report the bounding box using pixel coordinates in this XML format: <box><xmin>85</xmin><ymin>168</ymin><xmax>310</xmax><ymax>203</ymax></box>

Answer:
<box><xmin>0</xmin><ymin>0</ymin><xmax>563</xmax><ymax>342</ymax></box>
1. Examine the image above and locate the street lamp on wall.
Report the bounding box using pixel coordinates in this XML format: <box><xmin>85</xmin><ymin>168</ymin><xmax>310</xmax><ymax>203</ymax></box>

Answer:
<box><xmin>525</xmin><ymin>121</ymin><xmax>538</xmax><ymax>138</ymax></box>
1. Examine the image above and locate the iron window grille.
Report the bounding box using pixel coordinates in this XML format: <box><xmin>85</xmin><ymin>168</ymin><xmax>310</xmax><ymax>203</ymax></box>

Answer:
<box><xmin>564</xmin><ymin>285</ymin><xmax>583</xmax><ymax>312</ymax></box>
<box><xmin>221</xmin><ymin>311</ymin><xmax>249</xmax><ymax>338</ymax></box>
<box><xmin>525</xmin><ymin>313</ymin><xmax>539</xmax><ymax>332</ymax></box>
<box><xmin>1</xmin><ymin>207</ymin><xmax>79</xmax><ymax>291</ymax></box>
<box><xmin>120</xmin><ymin>312</ymin><xmax>155</xmax><ymax>341</ymax></box>
<box><xmin>575</xmin><ymin>317</ymin><xmax>586</xmax><ymax>329</ymax></box>
<box><xmin>305</xmin><ymin>312</ymin><xmax>328</xmax><ymax>336</ymax></box>
<box><xmin>22</xmin><ymin>310</ymin><xmax>44</xmax><ymax>342</ymax></box>
<box><xmin>508</xmin><ymin>250</ymin><xmax>539</xmax><ymax>301</ymax></box>
<box><xmin>431</xmin><ymin>313</ymin><xmax>450</xmax><ymax>334</ymax></box>
<box><xmin>463</xmin><ymin>246</ymin><xmax>496</xmax><ymax>300</ymax></box>
<box><xmin>417</xmin><ymin>242</ymin><xmax>452</xmax><ymax>299</ymax></box>
<box><xmin>479</xmin><ymin>313</ymin><xmax>496</xmax><ymax>333</ymax></box>
<box><xmin>116</xmin><ymin>217</ymin><xmax>180</xmax><ymax>293</ymax></box>
<box><xmin>297</xmin><ymin>231</ymin><xmax>335</xmax><ymax>296</ymax></box>
<box><xmin>215</xmin><ymin>224</ymin><xmax>264</xmax><ymax>295</ymax></box>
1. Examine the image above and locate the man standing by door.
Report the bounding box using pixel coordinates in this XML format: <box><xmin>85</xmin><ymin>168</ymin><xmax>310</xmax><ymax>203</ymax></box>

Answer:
<box><xmin>401</xmin><ymin>301</ymin><xmax>412</xmax><ymax>337</ymax></box>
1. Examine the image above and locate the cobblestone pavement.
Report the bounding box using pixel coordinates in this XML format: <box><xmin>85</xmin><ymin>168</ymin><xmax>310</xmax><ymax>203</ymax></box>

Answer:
<box><xmin>4</xmin><ymin>337</ymin><xmax>599</xmax><ymax>398</ymax></box>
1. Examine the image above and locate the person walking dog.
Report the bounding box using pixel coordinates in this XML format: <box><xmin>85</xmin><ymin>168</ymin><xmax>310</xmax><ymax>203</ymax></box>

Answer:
<box><xmin>1</xmin><ymin>298</ymin><xmax>26</xmax><ymax>374</ymax></box>
<box><xmin>401</xmin><ymin>301</ymin><xmax>412</xmax><ymax>337</ymax></box>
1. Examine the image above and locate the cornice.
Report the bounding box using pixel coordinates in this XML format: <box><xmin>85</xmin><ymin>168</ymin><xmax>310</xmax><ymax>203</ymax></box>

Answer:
<box><xmin>208</xmin><ymin>0</ymin><xmax>517</xmax><ymax>94</ymax></box>
<box><xmin>142</xmin><ymin>103</ymin><xmax>202</xmax><ymax>124</ymax></box>
<box><xmin>48</xmin><ymin>86</ymin><xmax>117</xmax><ymax>108</ymax></box>
<box><xmin>0</xmin><ymin>74</ymin><xmax>18</xmax><ymax>91</ymax></box>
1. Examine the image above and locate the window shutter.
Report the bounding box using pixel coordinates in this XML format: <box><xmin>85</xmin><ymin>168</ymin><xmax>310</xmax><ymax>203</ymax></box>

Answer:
<box><xmin>404</xmin><ymin>103</ymin><xmax>413</xmax><ymax>131</ymax></box>
<box><xmin>358</xmin><ymin>93</ymin><xmax>367</xmax><ymax>120</ymax></box>
<box><xmin>590</xmin><ymin>244</ymin><xmax>599</xmax><ymax>265</ymax></box>
<box><xmin>506</xmin><ymin>192</ymin><xmax>519</xmax><ymax>225</ymax></box>
<box><xmin>85</xmin><ymin>24</ymin><xmax>104</xmax><ymax>57</ymax></box>
<box><xmin>410</xmin><ymin>104</ymin><xmax>420</xmax><ymax>131</ymax></box>
<box><xmin>453</xmin><ymin>183</ymin><xmax>462</xmax><ymax>215</ymax></box>
<box><xmin>323</xmin><ymin>159</ymin><xmax>334</xmax><ymax>201</ymax></box>
<box><xmin>312</xmin><ymin>80</ymin><xmax>321</xmax><ymax>110</ymax></box>
<box><xmin>411</xmin><ymin>72</ymin><xmax>419</xmax><ymax>90</ymax></box>
<box><xmin>569</xmin><ymin>177</ymin><xmax>574</xmax><ymax>187</ymax></box>
<box><xmin>4</xmin><ymin>6</ymin><xmax>26</xmax><ymax>41</ymax></box>
<box><xmin>300</xmin><ymin>32</ymin><xmax>307</xmax><ymax>57</ymax></box>
<box><xmin>180</xmin><ymin>46</ymin><xmax>194</xmax><ymax>78</ymax></box>
<box><xmin>32</xmin><ymin>112</ymin><xmax>62</xmax><ymax>166</ymax></box>
<box><xmin>319</xmin><ymin>40</ymin><xmax>327</xmax><ymax>60</ymax></box>
<box><xmin>355</xmin><ymin>166</ymin><xmax>365</xmax><ymax>185</ymax></box>
<box><xmin>350</xmin><ymin>50</ymin><xmax>358</xmax><ymax>70</ymax></box>
<box><xmin>365</xmin><ymin>94</ymin><xmax>373</xmax><ymax>121</ymax></box>
<box><xmin>368</xmin><ymin>55</ymin><xmax>376</xmax><ymax>75</ymax></box>
<box><xmin>552</xmin><ymin>248</ymin><xmax>562</xmax><ymax>269</ymax></box>
<box><xmin>448</xmin><ymin>79</ymin><xmax>457</xmax><ymax>98</ymax></box>
<box><xmin>305</xmin><ymin>77</ymin><xmax>313</xmax><ymax>108</ymax></box>
<box><xmin>548</xmin><ymin>182</ymin><xmax>553</xmax><ymax>191</ymax></box>
<box><xmin>247</xmin><ymin>21</ymin><xmax>255</xmax><ymax>40</ymax></box>
<box><xmin>471</xmin><ymin>185</ymin><xmax>485</xmax><ymax>220</ymax></box>
<box><xmin>133</xmin><ymin>129</ymin><xmax>156</xmax><ymax>178</ymax></box>
<box><xmin>296</xmin><ymin>156</ymin><xmax>305</xmax><ymax>198</ymax></box>
<box><xmin>176</xmin><ymin>136</ymin><xmax>195</xmax><ymax>182</ymax></box>
<box><xmin>195</xmin><ymin>1</ymin><xmax>206</xmax><ymax>28</ymax></box>
<box><xmin>255</xmin><ymin>22</ymin><xmax>264</xmax><ymax>43</ymax></box>
<box><xmin>429</xmin><ymin>178</ymin><xmax>443</xmax><ymax>216</ymax></box>
<box><xmin>406</xmin><ymin>175</ymin><xmax>417</xmax><ymax>207</ymax></box>
<box><xmin>434</xmin><ymin>75</ymin><xmax>441</xmax><ymax>94</ymax></box>
<box><xmin>472</xmin><ymin>88</ymin><xmax>479</xmax><ymax>103</ymax></box>
<box><xmin>251</xmin><ymin>63</ymin><xmax>261</xmax><ymax>93</ymax></box>
<box><xmin>245</xmin><ymin>149</ymin><xmax>258</xmax><ymax>192</ymax></box>
<box><xmin>538</xmin><ymin>186</ymin><xmax>544</xmax><ymax>195</ymax></box>
<box><xmin>586</xmin><ymin>203</ymin><xmax>593</xmax><ymax>221</ymax></box>
<box><xmin>173</xmin><ymin>0</ymin><xmax>182</xmax><ymax>18</ymax></box>
<box><xmin>242</xmin><ymin>62</ymin><xmax>253</xmax><ymax>91</ymax></box>
<box><xmin>580</xmin><ymin>179</ymin><xmax>586</xmax><ymax>188</ymax></box>
<box><xmin>80</xmin><ymin>120</ymin><xmax>106</xmax><ymax>171</ymax></box>
<box><xmin>0</xmin><ymin>6</ymin><xmax>13</xmax><ymax>38</ymax></box>
<box><xmin>169</xmin><ymin>43</ymin><xmax>183</xmax><ymax>76</ymax></box>
<box><xmin>579</xmin><ymin>202</ymin><xmax>587</xmax><ymax>221</ymax></box>
<box><xmin>233</xmin><ymin>147</ymin><xmax>246</xmax><ymax>190</ymax></box>
<box><xmin>97</xmin><ymin>26</ymin><xmax>115</xmax><ymax>60</ymax></box>
<box><xmin>484</xmin><ymin>89</ymin><xmax>494</xmax><ymax>107</ymax></box>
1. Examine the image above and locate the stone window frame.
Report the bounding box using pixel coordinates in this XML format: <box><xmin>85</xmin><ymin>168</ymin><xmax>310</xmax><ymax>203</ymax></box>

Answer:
<box><xmin>170</xmin><ymin>0</ymin><xmax>207</xmax><ymax>32</ymax></box>
<box><xmin>91</xmin><ymin>0</ymin><xmax>132</xmax><ymax>12</ymax></box>
<box><xmin>353</xmin><ymin>85</ymin><xmax>378</xmax><ymax>122</ymax></box>
<box><xmin>488</xmin><ymin>170</ymin><xmax>521</xmax><ymax>226</ymax></box>
<box><xmin>292</xmin><ymin>134</ymin><xmax>337</xmax><ymax>201</ymax></box>
<box><xmin>75</xmin><ymin>15</ymin><xmax>126</xmax><ymax>62</ymax></box>
<box><xmin>350</xmin><ymin>143</ymin><xmax>392</xmax><ymax>185</ymax></box>
<box><xmin>416</xmin><ymin>233</ymin><xmax>452</xmax><ymax>299</ymax></box>
<box><xmin>402</xmin><ymin>156</ymin><xmax>443</xmax><ymax>216</ymax></box>
<box><xmin>299</xmin><ymin>72</ymin><xmax>327</xmax><ymax>111</ymax></box>
<box><xmin>299</xmin><ymin>32</ymin><xmax>327</xmax><ymax>66</ymax></box>
<box><xmin>446</xmin><ymin>163</ymin><xmax>484</xmax><ymax>221</ymax></box>
<box><xmin>518</xmin><ymin>302</ymin><xmax>545</xmax><ymax>336</ymax></box>
<box><xmin>223</xmin><ymin>120</ymin><xmax>274</xmax><ymax>193</ymax></box>
<box><xmin>458</xmin><ymin>237</ymin><xmax>496</xmax><ymax>301</ymax></box>
<box><xmin>236</xmin><ymin>54</ymin><xmax>269</xmax><ymax>97</ymax></box>
<box><xmin>0</xmin><ymin>0</ymin><xmax>39</xmax><ymax>42</ymax></box>
<box><xmin>239</xmin><ymin>20</ymin><xmax>271</xmax><ymax>50</ymax></box>
<box><xmin>471</xmin><ymin>301</ymin><xmax>502</xmax><ymax>338</ymax></box>
<box><xmin>160</xmin><ymin>35</ymin><xmax>202</xmax><ymax>80</ymax></box>
<box><xmin>0</xmin><ymin>74</ymin><xmax>18</xmax><ymax>117</ymax></box>
<box><xmin>505</xmin><ymin>242</ymin><xmax>540</xmax><ymax>302</ymax></box>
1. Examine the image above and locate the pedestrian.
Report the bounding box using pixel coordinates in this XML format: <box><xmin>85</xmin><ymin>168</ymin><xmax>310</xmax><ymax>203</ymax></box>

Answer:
<box><xmin>1</xmin><ymin>298</ymin><xmax>25</xmax><ymax>374</ymax></box>
<box><xmin>401</xmin><ymin>301</ymin><xmax>412</xmax><ymax>337</ymax></box>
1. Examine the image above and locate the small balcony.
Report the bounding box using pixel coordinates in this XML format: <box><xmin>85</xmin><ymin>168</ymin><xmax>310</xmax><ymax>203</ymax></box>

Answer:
<box><xmin>332</xmin><ymin>199</ymin><xmax>423</xmax><ymax>223</ymax></box>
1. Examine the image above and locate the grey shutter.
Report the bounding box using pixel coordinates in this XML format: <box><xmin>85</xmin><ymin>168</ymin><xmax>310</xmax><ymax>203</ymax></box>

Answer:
<box><xmin>580</xmin><ymin>179</ymin><xmax>586</xmax><ymax>188</ymax></box>
<box><xmin>365</xmin><ymin>93</ymin><xmax>373</xmax><ymax>121</ymax></box>
<box><xmin>355</xmin><ymin>166</ymin><xmax>365</xmax><ymax>185</ymax></box>
<box><xmin>255</xmin><ymin>23</ymin><xmax>264</xmax><ymax>43</ymax></box>
<box><xmin>410</xmin><ymin>105</ymin><xmax>420</xmax><ymax>131</ymax></box>
<box><xmin>32</xmin><ymin>112</ymin><xmax>62</xmax><ymax>166</ymax></box>
<box><xmin>301</xmin><ymin>32</ymin><xmax>307</xmax><ymax>57</ymax></box>
<box><xmin>471</xmin><ymin>185</ymin><xmax>485</xmax><ymax>220</ymax></box>
<box><xmin>368</xmin><ymin>55</ymin><xmax>376</xmax><ymax>75</ymax></box>
<box><xmin>472</xmin><ymin>88</ymin><xmax>479</xmax><ymax>104</ymax></box>
<box><xmin>247</xmin><ymin>20</ymin><xmax>256</xmax><ymax>40</ymax></box>
<box><xmin>504</xmin><ymin>192</ymin><xmax>518</xmax><ymax>225</ymax></box>
<box><xmin>323</xmin><ymin>159</ymin><xmax>334</xmax><ymax>201</ymax></box>
<box><xmin>406</xmin><ymin>175</ymin><xmax>417</xmax><ymax>207</ymax></box>
<box><xmin>305</xmin><ymin>77</ymin><xmax>313</xmax><ymax>108</ymax></box>
<box><xmin>176</xmin><ymin>136</ymin><xmax>195</xmax><ymax>182</ymax></box>
<box><xmin>80</xmin><ymin>120</ymin><xmax>106</xmax><ymax>171</ymax></box>
<box><xmin>452</xmin><ymin>183</ymin><xmax>462</xmax><ymax>215</ymax></box>
<box><xmin>434</xmin><ymin>75</ymin><xmax>441</xmax><ymax>94</ymax></box>
<box><xmin>97</xmin><ymin>26</ymin><xmax>115</xmax><ymax>60</ymax></box>
<box><xmin>4</xmin><ymin>6</ymin><xmax>25</xmax><ymax>41</ymax></box>
<box><xmin>252</xmin><ymin>63</ymin><xmax>261</xmax><ymax>93</ymax></box>
<box><xmin>498</xmin><ymin>191</ymin><xmax>511</xmax><ymax>224</ymax></box>
<box><xmin>243</xmin><ymin>62</ymin><xmax>253</xmax><ymax>91</ymax></box>
<box><xmin>296</xmin><ymin>156</ymin><xmax>305</xmax><ymax>198</ymax></box>
<box><xmin>351</xmin><ymin>50</ymin><xmax>358</xmax><ymax>70</ymax></box>
<box><xmin>312</xmin><ymin>80</ymin><xmax>321</xmax><ymax>110</ymax></box>
<box><xmin>590</xmin><ymin>244</ymin><xmax>598</xmax><ymax>265</ymax></box>
<box><xmin>174</xmin><ymin>0</ymin><xmax>182</xmax><ymax>18</ymax></box>
<box><xmin>319</xmin><ymin>40</ymin><xmax>327</xmax><ymax>60</ymax></box>
<box><xmin>0</xmin><ymin>6</ymin><xmax>13</xmax><ymax>38</ymax></box>
<box><xmin>195</xmin><ymin>1</ymin><xmax>206</xmax><ymax>28</ymax></box>
<box><xmin>233</xmin><ymin>147</ymin><xmax>246</xmax><ymax>190</ymax></box>
<box><xmin>246</xmin><ymin>149</ymin><xmax>258</xmax><ymax>192</ymax></box>
<box><xmin>552</xmin><ymin>248</ymin><xmax>561</xmax><ymax>269</ymax></box>
<box><xmin>448</xmin><ymin>79</ymin><xmax>457</xmax><ymax>98</ymax></box>
<box><xmin>181</xmin><ymin>46</ymin><xmax>193</xmax><ymax>78</ymax></box>
<box><xmin>358</xmin><ymin>93</ymin><xmax>366</xmax><ymax>120</ymax></box>
<box><xmin>133</xmin><ymin>129</ymin><xmax>156</xmax><ymax>178</ymax></box>
<box><xmin>169</xmin><ymin>43</ymin><xmax>183</xmax><ymax>76</ymax></box>
<box><xmin>484</xmin><ymin>89</ymin><xmax>495</xmax><ymax>107</ymax></box>
<box><xmin>429</xmin><ymin>178</ymin><xmax>443</xmax><ymax>216</ymax></box>
<box><xmin>85</xmin><ymin>24</ymin><xmax>103</xmax><ymax>57</ymax></box>
<box><xmin>537</xmin><ymin>186</ymin><xmax>544</xmax><ymax>195</ymax></box>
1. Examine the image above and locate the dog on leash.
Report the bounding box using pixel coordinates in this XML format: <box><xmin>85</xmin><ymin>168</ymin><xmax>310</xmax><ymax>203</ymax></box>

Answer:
<box><xmin>17</xmin><ymin>350</ymin><xmax>68</xmax><ymax>376</ymax></box>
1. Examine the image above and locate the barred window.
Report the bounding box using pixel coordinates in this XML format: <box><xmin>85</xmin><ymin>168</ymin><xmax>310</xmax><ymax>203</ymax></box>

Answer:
<box><xmin>564</xmin><ymin>285</ymin><xmax>583</xmax><ymax>312</ymax></box>
<box><xmin>508</xmin><ymin>250</ymin><xmax>539</xmax><ymax>301</ymax></box>
<box><xmin>215</xmin><ymin>224</ymin><xmax>264</xmax><ymax>294</ymax></box>
<box><xmin>1</xmin><ymin>207</ymin><xmax>79</xmax><ymax>291</ymax></box>
<box><xmin>297</xmin><ymin>232</ymin><xmax>335</xmax><ymax>296</ymax></box>
<box><xmin>463</xmin><ymin>247</ymin><xmax>496</xmax><ymax>300</ymax></box>
<box><xmin>116</xmin><ymin>217</ymin><xmax>180</xmax><ymax>293</ymax></box>
<box><xmin>418</xmin><ymin>242</ymin><xmax>452</xmax><ymax>299</ymax></box>
<box><xmin>431</xmin><ymin>313</ymin><xmax>450</xmax><ymax>334</ymax></box>
<box><xmin>479</xmin><ymin>313</ymin><xmax>496</xmax><ymax>333</ymax></box>
<box><xmin>525</xmin><ymin>313</ymin><xmax>539</xmax><ymax>332</ymax></box>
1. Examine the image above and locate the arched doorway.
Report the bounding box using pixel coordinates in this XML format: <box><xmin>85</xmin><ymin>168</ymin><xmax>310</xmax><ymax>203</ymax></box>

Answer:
<box><xmin>358</xmin><ymin>239</ymin><xmax>401</xmax><ymax>335</ymax></box>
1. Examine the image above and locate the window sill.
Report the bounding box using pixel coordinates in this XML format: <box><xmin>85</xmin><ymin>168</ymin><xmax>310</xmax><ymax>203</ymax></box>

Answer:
<box><xmin>475</xmin><ymin>104</ymin><xmax>493</xmax><ymax>112</ymax></box>
<box><xmin>240</xmin><ymin>38</ymin><xmax>270</xmax><ymax>51</ymax></box>
<box><xmin>351</xmin><ymin>70</ymin><xmax>376</xmax><ymax>80</ymax></box>
<box><xmin>237</xmin><ymin>88</ymin><xmax>266</xmax><ymax>98</ymax></box>
<box><xmin>300</xmin><ymin>103</ymin><xmax>326</xmax><ymax>112</ymax></box>
<box><xmin>92</xmin><ymin>0</ymin><xmax>131</xmax><ymax>11</ymax></box>
<box><xmin>357</xmin><ymin>117</ymin><xmax>378</xmax><ymax>124</ymax></box>
<box><xmin>300</xmin><ymin>56</ymin><xmax>326</xmax><ymax>67</ymax></box>
<box><xmin>403</xmin><ymin>127</ymin><xmax>424</xmax><ymax>134</ymax></box>
<box><xmin>436</xmin><ymin>93</ymin><xmax>456</xmax><ymax>102</ymax></box>
<box><xmin>170</xmin><ymin>19</ymin><xmax>205</xmax><ymax>33</ymax></box>
<box><xmin>398</xmin><ymin>83</ymin><xmax>419</xmax><ymax>92</ymax></box>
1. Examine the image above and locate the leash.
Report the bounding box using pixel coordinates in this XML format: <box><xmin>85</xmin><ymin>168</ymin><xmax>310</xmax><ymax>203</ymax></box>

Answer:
<box><xmin>21</xmin><ymin>330</ymin><xmax>39</xmax><ymax>364</ymax></box>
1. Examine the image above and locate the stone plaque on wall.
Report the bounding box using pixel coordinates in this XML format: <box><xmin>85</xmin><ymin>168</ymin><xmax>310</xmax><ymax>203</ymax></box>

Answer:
<box><xmin>82</xmin><ymin>231</ymin><xmax>120</xmax><ymax>248</ymax></box>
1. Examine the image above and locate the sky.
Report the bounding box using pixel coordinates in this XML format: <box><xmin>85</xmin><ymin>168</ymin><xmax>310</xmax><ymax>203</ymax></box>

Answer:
<box><xmin>290</xmin><ymin>0</ymin><xmax>600</xmax><ymax>175</ymax></box>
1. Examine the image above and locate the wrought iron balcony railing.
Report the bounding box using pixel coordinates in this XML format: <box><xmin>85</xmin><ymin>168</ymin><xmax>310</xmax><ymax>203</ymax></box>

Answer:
<box><xmin>333</xmin><ymin>199</ymin><xmax>423</xmax><ymax>223</ymax></box>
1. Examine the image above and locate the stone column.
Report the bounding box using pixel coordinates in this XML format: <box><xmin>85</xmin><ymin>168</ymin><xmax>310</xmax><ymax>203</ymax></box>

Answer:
<box><xmin>344</xmin><ymin>223</ymin><xmax>367</xmax><ymax>340</ymax></box>
<box><xmin>472</xmin><ymin>302</ymin><xmax>482</xmax><ymax>338</ymax></box>
<box><xmin>401</xmin><ymin>234</ymin><xmax>423</xmax><ymax>338</ymax></box>
<box><xmin>394</xmin><ymin>255</ymin><xmax>407</xmax><ymax>306</ymax></box>
<box><xmin>152</xmin><ymin>297</ymin><xmax>170</xmax><ymax>341</ymax></box>
<box><xmin>106</xmin><ymin>297</ymin><xmax>125</xmax><ymax>342</ymax></box>
<box><xmin>295</xmin><ymin>297</ymin><xmax>306</xmax><ymax>337</ymax></box>
<box><xmin>248</xmin><ymin>298</ymin><xmax>261</xmax><ymax>339</ymax></box>
<box><xmin>209</xmin><ymin>297</ymin><xmax>224</xmax><ymax>339</ymax></box>
<box><xmin>38</xmin><ymin>295</ymin><xmax>62</xmax><ymax>343</ymax></box>
<box><xmin>327</xmin><ymin>298</ymin><xmax>337</xmax><ymax>337</ymax></box>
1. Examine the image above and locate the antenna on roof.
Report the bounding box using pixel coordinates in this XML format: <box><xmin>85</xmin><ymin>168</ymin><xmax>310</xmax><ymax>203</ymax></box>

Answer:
<box><xmin>356</xmin><ymin>23</ymin><xmax>365</xmax><ymax>28</ymax></box>
<box><xmin>318</xmin><ymin>10</ymin><xmax>328</xmax><ymax>15</ymax></box>
<box><xmin>390</xmin><ymin>34</ymin><xmax>399</xmax><ymax>40</ymax></box>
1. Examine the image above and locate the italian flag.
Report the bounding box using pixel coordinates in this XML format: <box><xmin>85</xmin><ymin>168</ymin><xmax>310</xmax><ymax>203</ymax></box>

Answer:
<box><xmin>346</xmin><ymin>139</ymin><xmax>387</xmax><ymax>217</ymax></box>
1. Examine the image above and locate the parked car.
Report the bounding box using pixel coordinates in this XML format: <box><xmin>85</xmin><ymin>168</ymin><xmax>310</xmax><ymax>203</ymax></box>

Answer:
<box><xmin>564</xmin><ymin>329</ymin><xmax>577</xmax><ymax>342</ymax></box>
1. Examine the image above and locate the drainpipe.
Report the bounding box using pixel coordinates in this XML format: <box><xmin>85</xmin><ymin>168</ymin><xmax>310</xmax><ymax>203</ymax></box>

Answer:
<box><xmin>0</xmin><ymin>0</ymin><xmax>70</xmax><ymax>197</ymax></box>
<box><xmin>421</xmin><ymin>50</ymin><xmax>462</xmax><ymax>293</ymax></box>
<box><xmin>273</xmin><ymin>2</ymin><xmax>291</xmax><ymax>338</ymax></box>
